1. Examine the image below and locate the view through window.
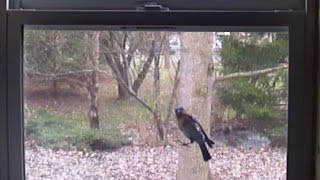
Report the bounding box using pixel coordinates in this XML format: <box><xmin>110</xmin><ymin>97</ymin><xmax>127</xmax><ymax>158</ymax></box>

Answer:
<box><xmin>23</xmin><ymin>28</ymin><xmax>288</xmax><ymax>179</ymax></box>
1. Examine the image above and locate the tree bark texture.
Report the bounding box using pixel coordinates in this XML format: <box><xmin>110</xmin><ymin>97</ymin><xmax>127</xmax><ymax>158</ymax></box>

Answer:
<box><xmin>154</xmin><ymin>53</ymin><xmax>165</xmax><ymax>141</ymax></box>
<box><xmin>85</xmin><ymin>32</ymin><xmax>100</xmax><ymax>129</ymax></box>
<box><xmin>176</xmin><ymin>32</ymin><xmax>213</xmax><ymax>180</ymax></box>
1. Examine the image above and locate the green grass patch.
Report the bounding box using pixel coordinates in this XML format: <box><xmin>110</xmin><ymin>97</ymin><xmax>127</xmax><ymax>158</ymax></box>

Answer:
<box><xmin>265</xmin><ymin>125</ymin><xmax>287</xmax><ymax>147</ymax></box>
<box><xmin>25</xmin><ymin>108</ymin><xmax>131</xmax><ymax>151</ymax></box>
<box><xmin>102</xmin><ymin>100</ymin><xmax>152</xmax><ymax>127</ymax></box>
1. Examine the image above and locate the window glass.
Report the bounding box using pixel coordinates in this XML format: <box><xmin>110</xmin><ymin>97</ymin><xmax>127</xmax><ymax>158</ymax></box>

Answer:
<box><xmin>10</xmin><ymin>0</ymin><xmax>304</xmax><ymax>10</ymax></box>
<box><xmin>24</xmin><ymin>27</ymin><xmax>288</xmax><ymax>179</ymax></box>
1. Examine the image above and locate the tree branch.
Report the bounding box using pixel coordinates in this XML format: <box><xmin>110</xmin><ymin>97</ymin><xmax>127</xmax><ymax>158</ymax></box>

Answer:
<box><xmin>27</xmin><ymin>68</ymin><xmax>155</xmax><ymax>114</ymax></box>
<box><xmin>97</xmin><ymin>69</ymin><xmax>155</xmax><ymax>114</ymax></box>
<box><xmin>26</xmin><ymin>70</ymin><xmax>93</xmax><ymax>80</ymax></box>
<box><xmin>215</xmin><ymin>64</ymin><xmax>288</xmax><ymax>82</ymax></box>
<box><xmin>26</xmin><ymin>69</ymin><xmax>117</xmax><ymax>82</ymax></box>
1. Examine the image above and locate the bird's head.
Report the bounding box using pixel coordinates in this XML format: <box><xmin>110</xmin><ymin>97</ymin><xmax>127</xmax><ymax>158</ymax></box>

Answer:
<box><xmin>175</xmin><ymin>107</ymin><xmax>185</xmax><ymax>117</ymax></box>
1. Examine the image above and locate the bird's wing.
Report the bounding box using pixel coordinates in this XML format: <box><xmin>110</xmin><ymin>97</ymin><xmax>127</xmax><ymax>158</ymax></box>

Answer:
<box><xmin>194</xmin><ymin>121</ymin><xmax>206</xmax><ymax>140</ymax></box>
<box><xmin>191</xmin><ymin>116</ymin><xmax>205</xmax><ymax>132</ymax></box>
<box><xmin>191</xmin><ymin>116</ymin><xmax>211</xmax><ymax>139</ymax></box>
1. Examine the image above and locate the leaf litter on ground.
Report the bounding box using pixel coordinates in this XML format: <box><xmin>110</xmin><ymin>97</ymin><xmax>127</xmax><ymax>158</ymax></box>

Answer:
<box><xmin>25</xmin><ymin>142</ymin><xmax>286</xmax><ymax>180</ymax></box>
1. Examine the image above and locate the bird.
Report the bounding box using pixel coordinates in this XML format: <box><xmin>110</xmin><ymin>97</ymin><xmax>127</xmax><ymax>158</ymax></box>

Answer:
<box><xmin>175</xmin><ymin>106</ymin><xmax>215</xmax><ymax>162</ymax></box>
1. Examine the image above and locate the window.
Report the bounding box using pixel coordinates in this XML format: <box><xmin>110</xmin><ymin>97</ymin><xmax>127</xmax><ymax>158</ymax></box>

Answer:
<box><xmin>0</xmin><ymin>0</ymin><xmax>317</xmax><ymax>180</ymax></box>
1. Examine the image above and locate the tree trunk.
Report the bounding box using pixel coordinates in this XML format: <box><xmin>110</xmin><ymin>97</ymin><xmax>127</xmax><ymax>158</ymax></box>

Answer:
<box><xmin>88</xmin><ymin>70</ymin><xmax>99</xmax><ymax>129</ymax></box>
<box><xmin>132</xmin><ymin>40</ymin><xmax>156</xmax><ymax>94</ymax></box>
<box><xmin>164</xmin><ymin>60</ymin><xmax>180</xmax><ymax>127</ymax></box>
<box><xmin>209</xmin><ymin>33</ymin><xmax>218</xmax><ymax>130</ymax></box>
<box><xmin>51</xmin><ymin>32</ymin><xmax>60</xmax><ymax>97</ymax></box>
<box><xmin>164</xmin><ymin>38</ymin><xmax>171</xmax><ymax>69</ymax></box>
<box><xmin>102</xmin><ymin>32</ymin><xmax>131</xmax><ymax>101</ymax></box>
<box><xmin>176</xmin><ymin>32</ymin><xmax>213</xmax><ymax>180</ymax></box>
<box><xmin>154</xmin><ymin>54</ymin><xmax>165</xmax><ymax>141</ymax></box>
<box><xmin>117</xmin><ymin>83</ymin><xmax>131</xmax><ymax>100</ymax></box>
<box><xmin>103</xmin><ymin>52</ymin><xmax>131</xmax><ymax>101</ymax></box>
<box><xmin>117</xmin><ymin>60</ymin><xmax>131</xmax><ymax>100</ymax></box>
<box><xmin>154</xmin><ymin>111</ymin><xmax>165</xmax><ymax>141</ymax></box>
<box><xmin>51</xmin><ymin>80</ymin><xmax>59</xmax><ymax>97</ymax></box>
<box><xmin>115</xmin><ymin>55</ymin><xmax>131</xmax><ymax>100</ymax></box>
<box><xmin>85</xmin><ymin>32</ymin><xmax>100</xmax><ymax>129</ymax></box>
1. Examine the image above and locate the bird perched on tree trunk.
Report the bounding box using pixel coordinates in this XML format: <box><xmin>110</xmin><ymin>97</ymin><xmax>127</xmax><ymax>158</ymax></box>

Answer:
<box><xmin>175</xmin><ymin>107</ymin><xmax>215</xmax><ymax>161</ymax></box>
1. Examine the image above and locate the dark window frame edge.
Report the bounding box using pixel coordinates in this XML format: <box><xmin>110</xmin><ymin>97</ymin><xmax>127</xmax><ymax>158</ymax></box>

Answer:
<box><xmin>9</xmin><ymin>0</ymin><xmax>305</xmax><ymax>11</ymax></box>
<box><xmin>0</xmin><ymin>0</ymin><xmax>8</xmax><ymax>178</ymax></box>
<box><xmin>2</xmin><ymin>9</ymin><xmax>316</xmax><ymax>180</ymax></box>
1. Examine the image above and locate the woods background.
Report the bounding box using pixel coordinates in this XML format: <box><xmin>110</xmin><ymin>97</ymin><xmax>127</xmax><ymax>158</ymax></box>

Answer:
<box><xmin>23</xmin><ymin>30</ymin><xmax>289</xmax><ymax>179</ymax></box>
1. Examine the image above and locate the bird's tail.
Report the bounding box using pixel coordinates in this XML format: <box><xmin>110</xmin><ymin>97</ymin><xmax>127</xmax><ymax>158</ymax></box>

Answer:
<box><xmin>199</xmin><ymin>143</ymin><xmax>211</xmax><ymax>162</ymax></box>
<box><xmin>203</xmin><ymin>132</ymin><xmax>215</xmax><ymax>148</ymax></box>
<box><xmin>206</xmin><ymin>138</ymin><xmax>215</xmax><ymax>148</ymax></box>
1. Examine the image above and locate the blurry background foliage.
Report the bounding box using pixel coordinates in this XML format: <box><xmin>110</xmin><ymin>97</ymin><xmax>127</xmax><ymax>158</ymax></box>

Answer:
<box><xmin>24</xmin><ymin>30</ymin><xmax>288</xmax><ymax>151</ymax></box>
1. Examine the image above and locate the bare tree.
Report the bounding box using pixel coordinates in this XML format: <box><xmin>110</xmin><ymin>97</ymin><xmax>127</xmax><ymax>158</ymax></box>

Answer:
<box><xmin>100</xmin><ymin>32</ymin><xmax>173</xmax><ymax>141</ymax></box>
<box><xmin>85</xmin><ymin>32</ymin><xmax>100</xmax><ymax>129</ymax></box>
<box><xmin>101</xmin><ymin>32</ymin><xmax>131</xmax><ymax>100</ymax></box>
<box><xmin>101</xmin><ymin>32</ymin><xmax>158</xmax><ymax>99</ymax></box>
<box><xmin>176</xmin><ymin>32</ymin><xmax>213</xmax><ymax>180</ymax></box>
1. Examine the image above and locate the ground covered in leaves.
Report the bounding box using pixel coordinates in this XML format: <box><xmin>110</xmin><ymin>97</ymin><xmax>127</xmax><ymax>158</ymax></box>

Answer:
<box><xmin>25</xmin><ymin>143</ymin><xmax>286</xmax><ymax>180</ymax></box>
